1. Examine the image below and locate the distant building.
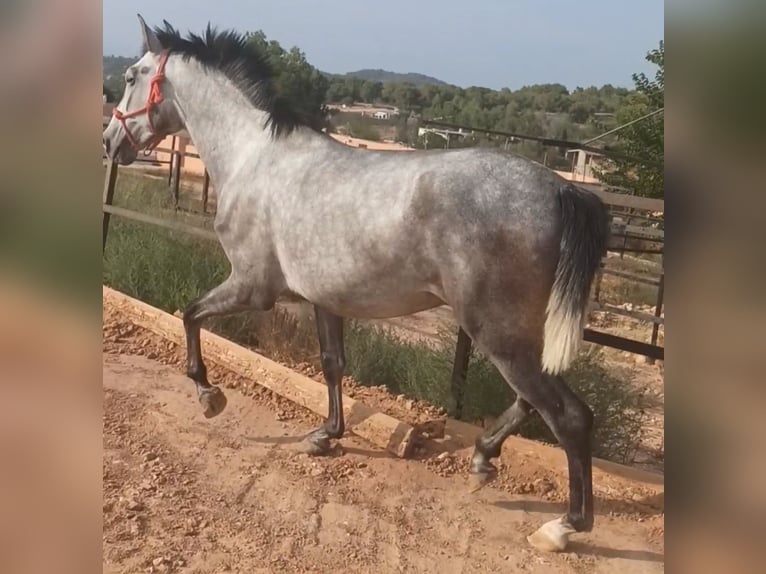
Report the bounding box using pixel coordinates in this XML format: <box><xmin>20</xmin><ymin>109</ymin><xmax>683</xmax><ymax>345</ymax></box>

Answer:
<box><xmin>327</xmin><ymin>103</ymin><xmax>400</xmax><ymax>118</ymax></box>
<box><xmin>562</xmin><ymin>149</ymin><xmax>605</xmax><ymax>183</ymax></box>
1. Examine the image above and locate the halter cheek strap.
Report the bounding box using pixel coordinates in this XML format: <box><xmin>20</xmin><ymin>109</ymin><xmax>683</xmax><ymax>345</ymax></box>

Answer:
<box><xmin>112</xmin><ymin>49</ymin><xmax>171</xmax><ymax>152</ymax></box>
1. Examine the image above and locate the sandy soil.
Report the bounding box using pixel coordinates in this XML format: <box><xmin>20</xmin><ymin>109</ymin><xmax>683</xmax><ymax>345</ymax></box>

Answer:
<box><xmin>103</xmin><ymin>305</ymin><xmax>664</xmax><ymax>574</ymax></box>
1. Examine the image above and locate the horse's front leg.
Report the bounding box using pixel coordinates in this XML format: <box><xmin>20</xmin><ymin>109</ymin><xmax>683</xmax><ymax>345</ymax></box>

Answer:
<box><xmin>304</xmin><ymin>306</ymin><xmax>346</xmax><ymax>455</ymax></box>
<box><xmin>182</xmin><ymin>275</ymin><xmax>252</xmax><ymax>417</ymax></box>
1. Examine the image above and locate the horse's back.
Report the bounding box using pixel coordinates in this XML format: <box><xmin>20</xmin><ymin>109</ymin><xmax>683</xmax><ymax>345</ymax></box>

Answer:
<box><xmin>269</xmin><ymin>146</ymin><xmax>564</xmax><ymax>317</ymax></box>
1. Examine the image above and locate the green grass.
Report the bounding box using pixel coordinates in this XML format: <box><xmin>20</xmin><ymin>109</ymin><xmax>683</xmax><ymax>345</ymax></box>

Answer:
<box><xmin>103</xmin><ymin>171</ymin><xmax>648</xmax><ymax>465</ymax></box>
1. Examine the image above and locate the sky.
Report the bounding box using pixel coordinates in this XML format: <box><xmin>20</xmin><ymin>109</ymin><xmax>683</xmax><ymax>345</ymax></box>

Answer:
<box><xmin>103</xmin><ymin>0</ymin><xmax>664</xmax><ymax>91</ymax></box>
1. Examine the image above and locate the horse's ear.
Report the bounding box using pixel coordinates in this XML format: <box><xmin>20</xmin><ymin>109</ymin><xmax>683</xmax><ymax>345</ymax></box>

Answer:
<box><xmin>137</xmin><ymin>14</ymin><xmax>162</xmax><ymax>54</ymax></box>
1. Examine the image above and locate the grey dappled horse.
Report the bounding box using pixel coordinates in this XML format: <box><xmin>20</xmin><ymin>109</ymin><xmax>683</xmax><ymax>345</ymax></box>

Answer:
<box><xmin>103</xmin><ymin>16</ymin><xmax>610</xmax><ymax>552</ymax></box>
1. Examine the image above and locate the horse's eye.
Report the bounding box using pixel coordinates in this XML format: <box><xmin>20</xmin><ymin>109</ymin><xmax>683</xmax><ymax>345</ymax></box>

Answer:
<box><xmin>126</xmin><ymin>76</ymin><xmax>135</xmax><ymax>86</ymax></box>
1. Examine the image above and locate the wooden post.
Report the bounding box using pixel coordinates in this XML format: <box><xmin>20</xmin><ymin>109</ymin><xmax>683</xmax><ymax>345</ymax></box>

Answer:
<box><xmin>202</xmin><ymin>169</ymin><xmax>210</xmax><ymax>214</ymax></box>
<box><xmin>102</xmin><ymin>159</ymin><xmax>119</xmax><ymax>252</ymax></box>
<box><xmin>648</xmin><ymin>271</ymin><xmax>665</xmax><ymax>364</ymax></box>
<box><xmin>593</xmin><ymin>266</ymin><xmax>604</xmax><ymax>303</ymax></box>
<box><xmin>450</xmin><ymin>327</ymin><xmax>473</xmax><ymax>419</ymax></box>
<box><xmin>171</xmin><ymin>151</ymin><xmax>181</xmax><ymax>209</ymax></box>
<box><xmin>167</xmin><ymin>135</ymin><xmax>176</xmax><ymax>186</ymax></box>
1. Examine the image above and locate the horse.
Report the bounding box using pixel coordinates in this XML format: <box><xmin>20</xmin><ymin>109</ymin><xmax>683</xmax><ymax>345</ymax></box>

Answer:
<box><xmin>103</xmin><ymin>16</ymin><xmax>610</xmax><ymax>553</ymax></box>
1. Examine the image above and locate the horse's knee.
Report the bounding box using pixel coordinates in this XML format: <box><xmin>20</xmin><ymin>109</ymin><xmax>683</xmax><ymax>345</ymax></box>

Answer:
<box><xmin>567</xmin><ymin>398</ymin><xmax>593</xmax><ymax>434</ymax></box>
<box><xmin>545</xmin><ymin>375</ymin><xmax>592</xmax><ymax>438</ymax></box>
<box><xmin>320</xmin><ymin>350</ymin><xmax>345</xmax><ymax>382</ymax></box>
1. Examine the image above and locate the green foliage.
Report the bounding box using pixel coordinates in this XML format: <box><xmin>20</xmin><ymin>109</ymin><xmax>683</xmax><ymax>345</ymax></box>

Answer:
<box><xmin>596</xmin><ymin>41</ymin><xmax>664</xmax><ymax>198</ymax></box>
<box><xmin>244</xmin><ymin>30</ymin><xmax>329</xmax><ymax>124</ymax></box>
<box><xmin>103</xmin><ymin>174</ymin><xmax>229</xmax><ymax>312</ymax></box>
<box><xmin>103</xmin><ymin>55</ymin><xmax>136</xmax><ymax>101</ymax></box>
<box><xmin>103</xmin><ymin>85</ymin><xmax>115</xmax><ymax>103</ymax></box>
<box><xmin>344</xmin><ymin>323</ymin><xmax>456</xmax><ymax>409</ymax></box>
<box><xmin>323</xmin><ymin>74</ymin><xmax>636</xmax><ymax>164</ymax></box>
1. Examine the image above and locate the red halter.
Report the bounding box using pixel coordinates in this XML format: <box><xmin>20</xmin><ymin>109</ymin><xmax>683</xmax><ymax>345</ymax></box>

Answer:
<box><xmin>112</xmin><ymin>49</ymin><xmax>171</xmax><ymax>152</ymax></box>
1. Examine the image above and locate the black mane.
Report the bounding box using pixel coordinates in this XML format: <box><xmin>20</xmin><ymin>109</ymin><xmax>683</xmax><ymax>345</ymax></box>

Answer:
<box><xmin>153</xmin><ymin>21</ymin><xmax>323</xmax><ymax>137</ymax></box>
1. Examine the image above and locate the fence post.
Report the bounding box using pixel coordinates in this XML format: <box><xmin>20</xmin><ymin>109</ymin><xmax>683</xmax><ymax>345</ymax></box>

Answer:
<box><xmin>648</xmin><ymin>270</ymin><xmax>665</xmax><ymax>364</ymax></box>
<box><xmin>171</xmin><ymin>151</ymin><xmax>181</xmax><ymax>209</ymax></box>
<box><xmin>102</xmin><ymin>159</ymin><xmax>119</xmax><ymax>252</ymax></box>
<box><xmin>593</xmin><ymin>266</ymin><xmax>604</xmax><ymax>303</ymax></box>
<box><xmin>202</xmin><ymin>169</ymin><xmax>210</xmax><ymax>214</ymax></box>
<box><xmin>167</xmin><ymin>135</ymin><xmax>176</xmax><ymax>186</ymax></box>
<box><xmin>450</xmin><ymin>327</ymin><xmax>473</xmax><ymax>419</ymax></box>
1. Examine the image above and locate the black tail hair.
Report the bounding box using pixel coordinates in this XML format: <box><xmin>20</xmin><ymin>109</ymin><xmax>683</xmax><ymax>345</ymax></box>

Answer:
<box><xmin>542</xmin><ymin>183</ymin><xmax>610</xmax><ymax>373</ymax></box>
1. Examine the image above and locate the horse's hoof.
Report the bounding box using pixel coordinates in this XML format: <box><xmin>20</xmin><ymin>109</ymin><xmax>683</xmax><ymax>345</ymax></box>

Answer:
<box><xmin>527</xmin><ymin>517</ymin><xmax>577</xmax><ymax>552</ymax></box>
<box><xmin>302</xmin><ymin>434</ymin><xmax>332</xmax><ymax>456</ymax></box>
<box><xmin>467</xmin><ymin>469</ymin><xmax>497</xmax><ymax>493</ymax></box>
<box><xmin>199</xmin><ymin>387</ymin><xmax>227</xmax><ymax>418</ymax></box>
<box><xmin>467</xmin><ymin>459</ymin><xmax>497</xmax><ymax>493</ymax></box>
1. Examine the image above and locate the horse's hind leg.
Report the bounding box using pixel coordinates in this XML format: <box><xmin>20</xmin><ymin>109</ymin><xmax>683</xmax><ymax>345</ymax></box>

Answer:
<box><xmin>182</xmin><ymin>275</ymin><xmax>255</xmax><ymax>417</ymax></box>
<box><xmin>466</xmin><ymin>333</ymin><xmax>593</xmax><ymax>552</ymax></box>
<box><xmin>467</xmin><ymin>397</ymin><xmax>532</xmax><ymax>492</ymax></box>
<box><xmin>303</xmin><ymin>306</ymin><xmax>346</xmax><ymax>456</ymax></box>
<box><xmin>537</xmin><ymin>374</ymin><xmax>594</xmax><ymax>531</ymax></box>
<box><xmin>524</xmin><ymin>372</ymin><xmax>594</xmax><ymax>552</ymax></box>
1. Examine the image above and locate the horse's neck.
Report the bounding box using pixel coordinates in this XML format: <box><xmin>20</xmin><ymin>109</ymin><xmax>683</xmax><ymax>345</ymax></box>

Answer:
<box><xmin>167</xmin><ymin>58</ymin><xmax>275</xmax><ymax>186</ymax></box>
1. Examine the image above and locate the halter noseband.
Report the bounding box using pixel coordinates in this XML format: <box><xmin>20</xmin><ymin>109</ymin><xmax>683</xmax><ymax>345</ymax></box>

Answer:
<box><xmin>112</xmin><ymin>49</ymin><xmax>171</xmax><ymax>153</ymax></box>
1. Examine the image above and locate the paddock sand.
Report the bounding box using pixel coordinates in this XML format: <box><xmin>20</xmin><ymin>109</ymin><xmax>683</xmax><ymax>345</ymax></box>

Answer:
<box><xmin>103</xmin><ymin>299</ymin><xmax>663</xmax><ymax>574</ymax></box>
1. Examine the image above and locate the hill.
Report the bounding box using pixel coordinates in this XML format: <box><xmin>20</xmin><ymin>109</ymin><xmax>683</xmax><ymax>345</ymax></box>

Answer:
<box><xmin>103</xmin><ymin>55</ymin><xmax>135</xmax><ymax>100</ymax></box>
<box><xmin>103</xmin><ymin>55</ymin><xmax>134</xmax><ymax>79</ymax></box>
<box><xmin>331</xmin><ymin>68</ymin><xmax>450</xmax><ymax>86</ymax></box>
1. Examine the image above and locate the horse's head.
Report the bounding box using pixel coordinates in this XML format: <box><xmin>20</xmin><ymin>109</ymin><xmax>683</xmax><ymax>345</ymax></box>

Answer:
<box><xmin>103</xmin><ymin>15</ymin><xmax>183</xmax><ymax>165</ymax></box>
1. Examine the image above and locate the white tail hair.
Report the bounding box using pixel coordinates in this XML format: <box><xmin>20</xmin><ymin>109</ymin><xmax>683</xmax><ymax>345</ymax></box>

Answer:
<box><xmin>541</xmin><ymin>184</ymin><xmax>609</xmax><ymax>374</ymax></box>
<box><xmin>542</xmin><ymin>287</ymin><xmax>585</xmax><ymax>374</ymax></box>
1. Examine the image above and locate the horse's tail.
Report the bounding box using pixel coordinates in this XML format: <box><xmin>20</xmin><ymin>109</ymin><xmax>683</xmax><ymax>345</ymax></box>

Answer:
<box><xmin>542</xmin><ymin>183</ymin><xmax>610</xmax><ymax>374</ymax></box>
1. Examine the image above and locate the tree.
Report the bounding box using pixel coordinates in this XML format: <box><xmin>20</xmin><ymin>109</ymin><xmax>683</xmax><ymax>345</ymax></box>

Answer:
<box><xmin>244</xmin><ymin>30</ymin><xmax>329</xmax><ymax>124</ymax></box>
<box><xmin>595</xmin><ymin>41</ymin><xmax>664</xmax><ymax>198</ymax></box>
<box><xmin>360</xmin><ymin>80</ymin><xmax>383</xmax><ymax>103</ymax></box>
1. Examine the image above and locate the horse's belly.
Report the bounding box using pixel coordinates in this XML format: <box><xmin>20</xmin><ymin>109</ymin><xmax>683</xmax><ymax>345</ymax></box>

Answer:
<box><xmin>289</xmin><ymin>267</ymin><xmax>445</xmax><ymax>319</ymax></box>
<box><xmin>318</xmin><ymin>290</ymin><xmax>445</xmax><ymax>320</ymax></box>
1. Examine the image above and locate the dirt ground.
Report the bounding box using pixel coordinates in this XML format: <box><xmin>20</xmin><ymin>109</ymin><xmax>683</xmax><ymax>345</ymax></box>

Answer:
<box><xmin>103</xmin><ymin>305</ymin><xmax>664</xmax><ymax>573</ymax></box>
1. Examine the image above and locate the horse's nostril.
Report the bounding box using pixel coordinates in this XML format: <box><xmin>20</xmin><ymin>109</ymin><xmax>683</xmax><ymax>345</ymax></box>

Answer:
<box><xmin>103</xmin><ymin>137</ymin><xmax>111</xmax><ymax>155</ymax></box>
